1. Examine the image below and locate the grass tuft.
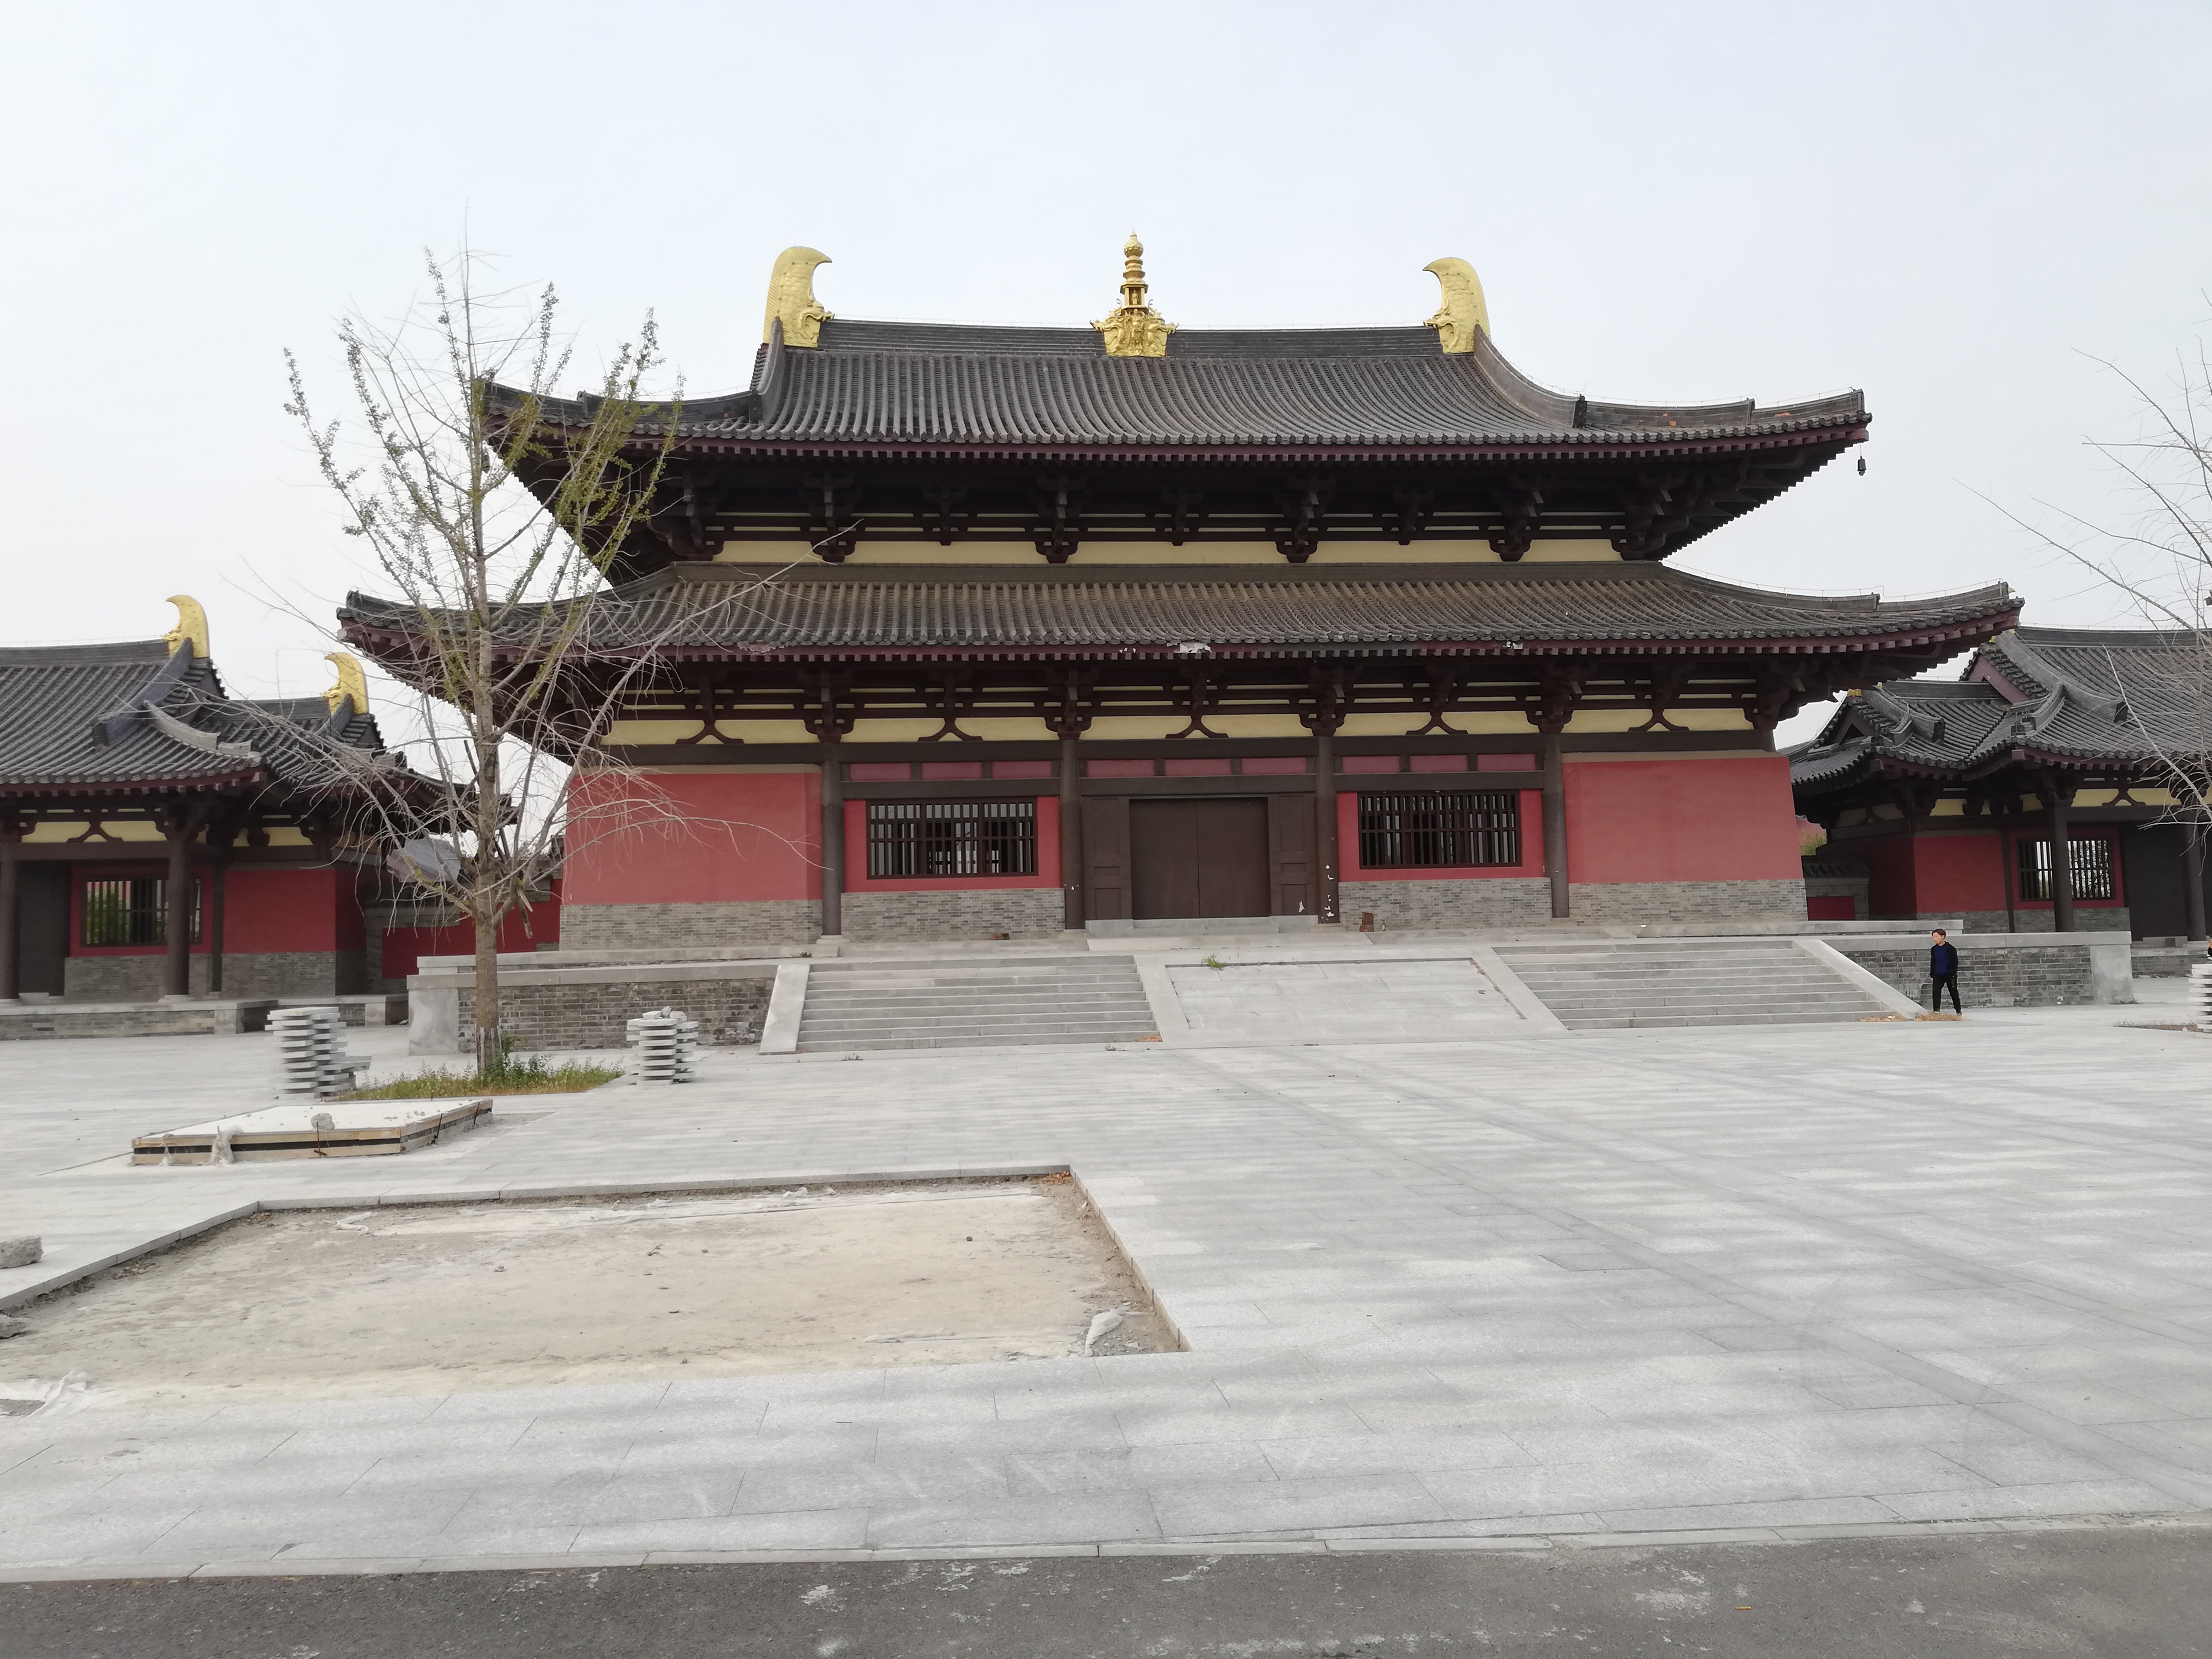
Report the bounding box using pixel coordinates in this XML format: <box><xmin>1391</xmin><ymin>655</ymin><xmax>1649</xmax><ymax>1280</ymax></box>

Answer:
<box><xmin>342</xmin><ymin>1054</ymin><xmax>624</xmax><ymax>1100</ymax></box>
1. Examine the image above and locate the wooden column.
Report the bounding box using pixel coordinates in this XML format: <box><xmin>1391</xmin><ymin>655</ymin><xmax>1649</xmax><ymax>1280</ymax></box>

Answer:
<box><xmin>163</xmin><ymin>822</ymin><xmax>194</xmax><ymax>998</ymax></box>
<box><xmin>819</xmin><ymin>744</ymin><xmax>844</xmax><ymax>938</ymax></box>
<box><xmin>0</xmin><ymin>835</ymin><xmax>20</xmax><ymax>1003</ymax></box>
<box><xmin>1314</xmin><ymin>724</ymin><xmax>1339</xmax><ymax>924</ymax></box>
<box><xmin>2187</xmin><ymin>822</ymin><xmax>2207</xmax><ymax>942</ymax></box>
<box><xmin>2044</xmin><ymin>775</ymin><xmax>2075</xmax><ymax>933</ymax></box>
<box><xmin>207</xmin><ymin>861</ymin><xmax>227</xmax><ymax>995</ymax></box>
<box><xmin>1058</xmin><ymin>732</ymin><xmax>1084</xmax><ymax>930</ymax></box>
<box><xmin>1541</xmin><ymin>732</ymin><xmax>1570</xmax><ymax>919</ymax></box>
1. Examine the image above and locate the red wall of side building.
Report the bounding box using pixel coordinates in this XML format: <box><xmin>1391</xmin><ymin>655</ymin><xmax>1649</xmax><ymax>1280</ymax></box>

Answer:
<box><xmin>1563</xmin><ymin>756</ymin><xmax>1803</xmax><ymax>886</ymax></box>
<box><xmin>69</xmin><ymin>861</ymin><xmax>366</xmax><ymax>959</ymax></box>
<box><xmin>562</xmin><ymin>770</ymin><xmax>824</xmax><ymax>905</ymax></box>
<box><xmin>1852</xmin><ymin>827</ymin><xmax>2126</xmax><ymax>918</ymax></box>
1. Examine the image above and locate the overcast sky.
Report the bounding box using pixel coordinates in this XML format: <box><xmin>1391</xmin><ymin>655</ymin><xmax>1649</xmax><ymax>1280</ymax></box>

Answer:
<box><xmin>5</xmin><ymin>1</ymin><xmax>2208</xmax><ymax>746</ymax></box>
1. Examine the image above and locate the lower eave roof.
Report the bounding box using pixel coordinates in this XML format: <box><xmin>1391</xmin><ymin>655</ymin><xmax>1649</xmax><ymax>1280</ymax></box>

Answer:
<box><xmin>340</xmin><ymin>565</ymin><xmax>2017</xmax><ymax>666</ymax></box>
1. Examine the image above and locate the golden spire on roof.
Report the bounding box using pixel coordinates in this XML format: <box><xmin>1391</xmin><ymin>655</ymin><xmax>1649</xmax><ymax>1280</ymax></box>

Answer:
<box><xmin>322</xmin><ymin>650</ymin><xmax>369</xmax><ymax>718</ymax></box>
<box><xmin>161</xmin><ymin>595</ymin><xmax>209</xmax><ymax>659</ymax></box>
<box><xmin>1093</xmin><ymin>232</ymin><xmax>1176</xmax><ymax>358</ymax></box>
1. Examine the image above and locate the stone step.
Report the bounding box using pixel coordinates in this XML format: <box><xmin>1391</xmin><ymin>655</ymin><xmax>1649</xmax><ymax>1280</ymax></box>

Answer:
<box><xmin>795</xmin><ymin>957</ymin><xmax>1157</xmax><ymax>1052</ymax></box>
<box><xmin>803</xmin><ymin>1011</ymin><xmax>1157</xmax><ymax>1031</ymax></box>
<box><xmin>799</xmin><ymin>1031</ymin><xmax>1159</xmax><ymax>1052</ymax></box>
<box><xmin>1491</xmin><ymin>940</ymin><xmax>1885</xmax><ymax>1030</ymax></box>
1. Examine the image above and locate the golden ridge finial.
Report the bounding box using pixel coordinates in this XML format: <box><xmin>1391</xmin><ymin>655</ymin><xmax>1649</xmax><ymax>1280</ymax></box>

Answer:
<box><xmin>161</xmin><ymin>595</ymin><xmax>209</xmax><ymax>659</ymax></box>
<box><xmin>762</xmin><ymin>246</ymin><xmax>832</xmax><ymax>348</ymax></box>
<box><xmin>323</xmin><ymin>650</ymin><xmax>369</xmax><ymax>717</ymax></box>
<box><xmin>1422</xmin><ymin>257</ymin><xmax>1491</xmax><ymax>353</ymax></box>
<box><xmin>1094</xmin><ymin>231</ymin><xmax>1175</xmax><ymax>358</ymax></box>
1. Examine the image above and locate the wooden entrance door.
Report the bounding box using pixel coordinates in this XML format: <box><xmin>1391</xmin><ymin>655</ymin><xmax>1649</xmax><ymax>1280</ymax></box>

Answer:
<box><xmin>1129</xmin><ymin>798</ymin><xmax>1271</xmax><ymax>920</ymax></box>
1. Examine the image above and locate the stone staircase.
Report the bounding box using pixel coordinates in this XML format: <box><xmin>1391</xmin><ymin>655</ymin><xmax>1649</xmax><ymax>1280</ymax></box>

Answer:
<box><xmin>1491</xmin><ymin>939</ymin><xmax>1891</xmax><ymax>1030</ymax></box>
<box><xmin>794</xmin><ymin>956</ymin><xmax>1158</xmax><ymax>1052</ymax></box>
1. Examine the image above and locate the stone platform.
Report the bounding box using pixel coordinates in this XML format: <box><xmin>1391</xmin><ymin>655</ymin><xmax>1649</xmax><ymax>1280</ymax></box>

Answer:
<box><xmin>0</xmin><ymin>980</ymin><xmax>2207</xmax><ymax>1575</ymax></box>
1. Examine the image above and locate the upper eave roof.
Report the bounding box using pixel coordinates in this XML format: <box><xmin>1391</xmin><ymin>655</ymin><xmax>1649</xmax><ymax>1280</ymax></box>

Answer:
<box><xmin>506</xmin><ymin>320</ymin><xmax>1867</xmax><ymax>459</ymax></box>
<box><xmin>339</xmin><ymin>565</ymin><xmax>2015</xmax><ymax>666</ymax></box>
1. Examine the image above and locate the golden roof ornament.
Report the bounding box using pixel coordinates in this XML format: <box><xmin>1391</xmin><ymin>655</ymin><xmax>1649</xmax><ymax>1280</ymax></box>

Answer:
<box><xmin>161</xmin><ymin>595</ymin><xmax>209</xmax><ymax>659</ymax></box>
<box><xmin>322</xmin><ymin>650</ymin><xmax>369</xmax><ymax>717</ymax></box>
<box><xmin>1093</xmin><ymin>233</ymin><xmax>1175</xmax><ymax>358</ymax></box>
<box><xmin>1422</xmin><ymin>257</ymin><xmax>1491</xmax><ymax>354</ymax></box>
<box><xmin>762</xmin><ymin>246</ymin><xmax>832</xmax><ymax>348</ymax></box>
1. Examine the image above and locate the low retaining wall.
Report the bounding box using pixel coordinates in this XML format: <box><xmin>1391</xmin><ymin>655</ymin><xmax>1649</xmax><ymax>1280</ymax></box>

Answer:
<box><xmin>0</xmin><ymin>999</ymin><xmax>273</xmax><ymax>1040</ymax></box>
<box><xmin>408</xmin><ymin>961</ymin><xmax>779</xmax><ymax>1055</ymax></box>
<box><xmin>1832</xmin><ymin>931</ymin><xmax>2134</xmax><ymax>1008</ymax></box>
<box><xmin>0</xmin><ymin>993</ymin><xmax>406</xmax><ymax>1042</ymax></box>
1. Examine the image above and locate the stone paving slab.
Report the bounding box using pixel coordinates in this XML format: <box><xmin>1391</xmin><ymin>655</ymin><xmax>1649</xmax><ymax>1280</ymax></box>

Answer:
<box><xmin>1</xmin><ymin>994</ymin><xmax>2211</xmax><ymax>1569</ymax></box>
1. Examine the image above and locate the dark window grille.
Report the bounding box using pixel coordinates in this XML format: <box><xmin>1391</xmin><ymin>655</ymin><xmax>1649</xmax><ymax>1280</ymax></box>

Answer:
<box><xmin>2017</xmin><ymin>836</ymin><xmax>2116</xmax><ymax>902</ymax></box>
<box><xmin>81</xmin><ymin>877</ymin><xmax>201</xmax><ymax>946</ymax></box>
<box><xmin>1358</xmin><ymin>791</ymin><xmax>1520</xmax><ymax>870</ymax></box>
<box><xmin>866</xmin><ymin>801</ymin><xmax>1037</xmax><ymax>879</ymax></box>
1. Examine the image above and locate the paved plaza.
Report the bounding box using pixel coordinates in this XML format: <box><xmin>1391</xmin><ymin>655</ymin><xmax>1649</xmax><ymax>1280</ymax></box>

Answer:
<box><xmin>1</xmin><ymin>981</ymin><xmax>2210</xmax><ymax>1577</ymax></box>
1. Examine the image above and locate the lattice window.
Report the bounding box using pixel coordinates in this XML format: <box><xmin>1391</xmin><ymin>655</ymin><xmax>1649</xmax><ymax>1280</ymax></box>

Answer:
<box><xmin>2017</xmin><ymin>836</ymin><xmax>2116</xmax><ymax>902</ymax></box>
<box><xmin>866</xmin><ymin>802</ymin><xmax>1038</xmax><ymax>879</ymax></box>
<box><xmin>1357</xmin><ymin>792</ymin><xmax>1520</xmax><ymax>870</ymax></box>
<box><xmin>81</xmin><ymin>877</ymin><xmax>201</xmax><ymax>946</ymax></box>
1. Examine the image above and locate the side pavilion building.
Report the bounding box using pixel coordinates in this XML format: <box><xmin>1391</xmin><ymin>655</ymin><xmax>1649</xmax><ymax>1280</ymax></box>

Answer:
<box><xmin>344</xmin><ymin>242</ymin><xmax>2018</xmax><ymax>949</ymax></box>
<box><xmin>0</xmin><ymin>600</ymin><xmax>419</xmax><ymax>1002</ymax></box>
<box><xmin>1791</xmin><ymin>625</ymin><xmax>2208</xmax><ymax>938</ymax></box>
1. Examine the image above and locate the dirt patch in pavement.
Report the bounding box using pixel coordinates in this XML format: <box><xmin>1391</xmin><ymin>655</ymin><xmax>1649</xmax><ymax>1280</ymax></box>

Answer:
<box><xmin>0</xmin><ymin>1177</ymin><xmax>1174</xmax><ymax>1409</ymax></box>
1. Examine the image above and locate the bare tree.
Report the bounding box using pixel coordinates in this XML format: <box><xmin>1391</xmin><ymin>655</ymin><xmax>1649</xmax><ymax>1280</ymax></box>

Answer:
<box><xmin>1995</xmin><ymin>338</ymin><xmax>2212</xmax><ymax>831</ymax></box>
<box><xmin>283</xmin><ymin>251</ymin><xmax>711</xmax><ymax>1072</ymax></box>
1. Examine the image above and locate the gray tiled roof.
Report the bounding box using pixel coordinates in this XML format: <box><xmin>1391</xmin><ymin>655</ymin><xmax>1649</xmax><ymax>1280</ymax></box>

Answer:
<box><xmin>0</xmin><ymin>639</ymin><xmax>390</xmax><ymax>795</ymax></box>
<box><xmin>520</xmin><ymin>320</ymin><xmax>1867</xmax><ymax>453</ymax></box>
<box><xmin>340</xmin><ymin>565</ymin><xmax>2016</xmax><ymax>662</ymax></box>
<box><xmin>1789</xmin><ymin>625</ymin><xmax>2203</xmax><ymax>791</ymax></box>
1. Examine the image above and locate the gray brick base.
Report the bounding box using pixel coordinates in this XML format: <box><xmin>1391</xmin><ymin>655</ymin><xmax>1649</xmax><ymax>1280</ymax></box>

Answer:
<box><xmin>60</xmin><ymin>951</ymin><xmax>361</xmax><ymax>1002</ymax></box>
<box><xmin>1567</xmin><ymin>878</ymin><xmax>1807</xmax><ymax>927</ymax></box>
<box><xmin>560</xmin><ymin>900</ymin><xmax>822</xmax><ymax>953</ymax></box>
<box><xmin>1838</xmin><ymin>945</ymin><xmax>2096</xmax><ymax>1008</ymax></box>
<box><xmin>466</xmin><ymin>974</ymin><xmax>773</xmax><ymax>1050</ymax></box>
<box><xmin>1338</xmin><ymin>878</ymin><xmax>1551</xmax><ymax>931</ymax></box>
<box><xmin>842</xmin><ymin>888</ymin><xmax>1066</xmax><ymax>941</ymax></box>
<box><xmin>1922</xmin><ymin>909</ymin><xmax>2134</xmax><ymax>937</ymax></box>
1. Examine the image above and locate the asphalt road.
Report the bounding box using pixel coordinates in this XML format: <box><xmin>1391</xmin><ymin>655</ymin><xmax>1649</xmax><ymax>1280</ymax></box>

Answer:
<box><xmin>6</xmin><ymin>1529</ymin><xmax>2210</xmax><ymax>1658</ymax></box>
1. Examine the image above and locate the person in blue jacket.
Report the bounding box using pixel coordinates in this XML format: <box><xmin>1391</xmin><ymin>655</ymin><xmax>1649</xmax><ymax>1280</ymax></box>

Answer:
<box><xmin>1929</xmin><ymin>928</ymin><xmax>1962</xmax><ymax>1014</ymax></box>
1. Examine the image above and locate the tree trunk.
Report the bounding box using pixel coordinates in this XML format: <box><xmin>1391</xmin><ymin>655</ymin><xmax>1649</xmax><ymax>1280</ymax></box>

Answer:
<box><xmin>473</xmin><ymin>910</ymin><xmax>501</xmax><ymax>1074</ymax></box>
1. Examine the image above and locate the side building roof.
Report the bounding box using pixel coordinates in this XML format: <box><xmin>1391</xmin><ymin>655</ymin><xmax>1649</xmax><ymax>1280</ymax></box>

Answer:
<box><xmin>1789</xmin><ymin>625</ymin><xmax>2205</xmax><ymax>793</ymax></box>
<box><xmin>0</xmin><ymin>638</ymin><xmax>397</xmax><ymax>798</ymax></box>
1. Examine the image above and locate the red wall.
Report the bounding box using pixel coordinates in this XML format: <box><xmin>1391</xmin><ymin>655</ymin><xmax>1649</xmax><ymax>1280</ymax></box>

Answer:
<box><xmin>69</xmin><ymin>862</ymin><xmax>365</xmax><ymax>958</ymax></box>
<box><xmin>1336</xmin><ymin>789</ymin><xmax>1546</xmax><ymax>881</ymax></box>
<box><xmin>1908</xmin><ymin>831</ymin><xmax>2008</xmax><ymax>915</ymax></box>
<box><xmin>1855</xmin><ymin>833</ymin><xmax>1920</xmax><ymax>916</ymax></box>
<box><xmin>563</xmin><ymin>770</ymin><xmax>822</xmax><ymax>905</ymax></box>
<box><xmin>1855</xmin><ymin>826</ymin><xmax>2126</xmax><ymax>918</ymax></box>
<box><xmin>843</xmin><ymin>796</ymin><xmax>1060</xmax><ymax>890</ymax></box>
<box><xmin>1564</xmin><ymin>756</ymin><xmax>1803</xmax><ymax>885</ymax></box>
<box><xmin>226</xmin><ymin>866</ymin><xmax>364</xmax><ymax>953</ymax></box>
<box><xmin>383</xmin><ymin>906</ymin><xmax>555</xmax><ymax>980</ymax></box>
